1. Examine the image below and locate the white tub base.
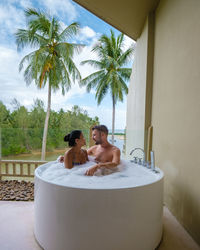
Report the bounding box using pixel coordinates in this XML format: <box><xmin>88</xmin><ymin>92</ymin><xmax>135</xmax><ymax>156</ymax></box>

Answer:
<box><xmin>34</xmin><ymin>163</ymin><xmax>163</xmax><ymax>250</ymax></box>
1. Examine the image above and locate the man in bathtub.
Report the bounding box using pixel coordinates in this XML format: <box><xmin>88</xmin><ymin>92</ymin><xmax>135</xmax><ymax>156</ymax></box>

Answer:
<box><xmin>85</xmin><ymin>125</ymin><xmax>121</xmax><ymax>176</ymax></box>
<box><xmin>60</xmin><ymin>125</ymin><xmax>120</xmax><ymax>176</ymax></box>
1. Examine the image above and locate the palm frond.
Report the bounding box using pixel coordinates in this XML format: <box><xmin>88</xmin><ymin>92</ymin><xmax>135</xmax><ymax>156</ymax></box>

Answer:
<box><xmin>118</xmin><ymin>46</ymin><xmax>134</xmax><ymax>66</ymax></box>
<box><xmin>117</xmin><ymin>33</ymin><xmax>124</xmax><ymax>50</ymax></box>
<box><xmin>59</xmin><ymin>22</ymin><xmax>80</xmax><ymax>41</ymax></box>
<box><xmin>19</xmin><ymin>51</ymin><xmax>35</xmax><ymax>72</ymax></box>
<box><xmin>23</xmin><ymin>64</ymin><xmax>34</xmax><ymax>85</ymax></box>
<box><xmin>57</xmin><ymin>58</ymin><xmax>71</xmax><ymax>94</ymax></box>
<box><xmin>19</xmin><ymin>47</ymin><xmax>48</xmax><ymax>72</ymax></box>
<box><xmin>118</xmin><ymin>76</ymin><xmax>129</xmax><ymax>95</ymax></box>
<box><xmin>80</xmin><ymin>60</ymin><xmax>103</xmax><ymax>69</ymax></box>
<box><xmin>80</xmin><ymin>70</ymin><xmax>105</xmax><ymax>91</ymax></box>
<box><xmin>56</xmin><ymin>42</ymin><xmax>84</xmax><ymax>59</ymax></box>
<box><xmin>15</xmin><ymin>29</ymin><xmax>48</xmax><ymax>51</ymax></box>
<box><xmin>95</xmin><ymin>78</ymin><xmax>109</xmax><ymax>105</ymax></box>
<box><xmin>24</xmin><ymin>8</ymin><xmax>41</xmax><ymax>18</ymax></box>
<box><xmin>118</xmin><ymin>68</ymin><xmax>132</xmax><ymax>81</ymax></box>
<box><xmin>65</xmin><ymin>57</ymin><xmax>81</xmax><ymax>82</ymax></box>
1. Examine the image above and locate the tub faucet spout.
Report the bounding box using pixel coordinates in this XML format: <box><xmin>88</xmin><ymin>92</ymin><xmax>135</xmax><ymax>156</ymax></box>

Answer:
<box><xmin>150</xmin><ymin>151</ymin><xmax>155</xmax><ymax>171</ymax></box>
<box><xmin>130</xmin><ymin>148</ymin><xmax>146</xmax><ymax>166</ymax></box>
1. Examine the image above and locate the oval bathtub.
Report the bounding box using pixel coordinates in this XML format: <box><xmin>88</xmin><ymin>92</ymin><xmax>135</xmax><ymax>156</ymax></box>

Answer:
<box><xmin>34</xmin><ymin>160</ymin><xmax>164</xmax><ymax>250</ymax></box>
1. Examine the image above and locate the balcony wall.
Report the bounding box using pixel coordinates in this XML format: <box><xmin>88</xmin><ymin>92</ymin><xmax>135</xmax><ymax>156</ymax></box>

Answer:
<box><xmin>126</xmin><ymin>0</ymin><xmax>200</xmax><ymax>245</ymax></box>
<box><xmin>151</xmin><ymin>0</ymin><xmax>200</xmax><ymax>244</ymax></box>
<box><xmin>126</xmin><ymin>19</ymin><xmax>148</xmax><ymax>158</ymax></box>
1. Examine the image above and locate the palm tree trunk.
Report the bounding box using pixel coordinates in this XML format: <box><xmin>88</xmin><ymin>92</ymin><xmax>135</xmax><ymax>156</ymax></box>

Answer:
<box><xmin>111</xmin><ymin>95</ymin><xmax>115</xmax><ymax>144</ymax></box>
<box><xmin>41</xmin><ymin>83</ymin><xmax>51</xmax><ymax>160</ymax></box>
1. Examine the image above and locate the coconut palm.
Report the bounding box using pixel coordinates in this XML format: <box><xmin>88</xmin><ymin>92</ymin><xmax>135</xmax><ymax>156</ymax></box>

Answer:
<box><xmin>15</xmin><ymin>8</ymin><xmax>83</xmax><ymax>160</ymax></box>
<box><xmin>81</xmin><ymin>30</ymin><xmax>134</xmax><ymax>143</ymax></box>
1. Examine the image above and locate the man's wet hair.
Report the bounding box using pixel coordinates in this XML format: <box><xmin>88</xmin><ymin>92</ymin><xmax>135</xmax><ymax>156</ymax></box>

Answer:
<box><xmin>92</xmin><ymin>125</ymin><xmax>108</xmax><ymax>135</ymax></box>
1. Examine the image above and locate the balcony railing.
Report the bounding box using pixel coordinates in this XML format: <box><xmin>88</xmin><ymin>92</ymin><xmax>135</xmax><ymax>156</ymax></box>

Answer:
<box><xmin>0</xmin><ymin>160</ymin><xmax>47</xmax><ymax>180</ymax></box>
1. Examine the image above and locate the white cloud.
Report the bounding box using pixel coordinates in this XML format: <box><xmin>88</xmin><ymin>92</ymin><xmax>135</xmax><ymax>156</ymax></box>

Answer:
<box><xmin>58</xmin><ymin>22</ymin><xmax>98</xmax><ymax>43</ymax></box>
<box><xmin>18</xmin><ymin>0</ymin><xmax>33</xmax><ymax>9</ymax></box>
<box><xmin>40</xmin><ymin>0</ymin><xmax>78</xmax><ymax>22</ymax></box>
<box><xmin>73</xmin><ymin>35</ymin><xmax>99</xmax><ymax>76</ymax></box>
<box><xmin>81</xmin><ymin>104</ymin><xmax>127</xmax><ymax>129</ymax></box>
<box><xmin>0</xmin><ymin>3</ymin><xmax>25</xmax><ymax>41</ymax></box>
<box><xmin>80</xmin><ymin>26</ymin><xmax>96</xmax><ymax>38</ymax></box>
<box><xmin>59</xmin><ymin>21</ymin><xmax>67</xmax><ymax>31</ymax></box>
<box><xmin>124</xmin><ymin>35</ymin><xmax>136</xmax><ymax>49</ymax></box>
<box><xmin>75</xmin><ymin>26</ymin><xmax>99</xmax><ymax>43</ymax></box>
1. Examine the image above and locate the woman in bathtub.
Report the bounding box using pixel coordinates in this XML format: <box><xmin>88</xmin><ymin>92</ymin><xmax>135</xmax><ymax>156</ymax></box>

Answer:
<box><xmin>63</xmin><ymin>130</ymin><xmax>88</xmax><ymax>169</ymax></box>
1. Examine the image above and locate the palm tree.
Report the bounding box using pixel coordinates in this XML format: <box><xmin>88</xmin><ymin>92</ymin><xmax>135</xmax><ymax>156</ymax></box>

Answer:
<box><xmin>15</xmin><ymin>8</ymin><xmax>83</xmax><ymax>160</ymax></box>
<box><xmin>81</xmin><ymin>30</ymin><xmax>134</xmax><ymax>143</ymax></box>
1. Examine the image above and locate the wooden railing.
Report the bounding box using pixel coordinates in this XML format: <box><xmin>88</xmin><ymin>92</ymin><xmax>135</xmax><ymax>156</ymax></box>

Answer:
<box><xmin>0</xmin><ymin>160</ymin><xmax>47</xmax><ymax>180</ymax></box>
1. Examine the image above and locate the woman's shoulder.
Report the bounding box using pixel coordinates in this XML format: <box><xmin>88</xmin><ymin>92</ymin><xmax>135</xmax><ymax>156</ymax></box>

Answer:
<box><xmin>65</xmin><ymin>148</ymin><xmax>73</xmax><ymax>156</ymax></box>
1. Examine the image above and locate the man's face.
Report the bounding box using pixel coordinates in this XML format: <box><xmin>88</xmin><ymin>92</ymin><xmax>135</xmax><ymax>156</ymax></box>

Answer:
<box><xmin>92</xmin><ymin>129</ymin><xmax>102</xmax><ymax>145</ymax></box>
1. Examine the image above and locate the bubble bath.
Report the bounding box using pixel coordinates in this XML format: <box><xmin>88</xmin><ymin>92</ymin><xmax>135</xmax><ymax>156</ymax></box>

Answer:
<box><xmin>38</xmin><ymin>156</ymin><xmax>161</xmax><ymax>189</ymax></box>
<box><xmin>34</xmin><ymin>157</ymin><xmax>164</xmax><ymax>250</ymax></box>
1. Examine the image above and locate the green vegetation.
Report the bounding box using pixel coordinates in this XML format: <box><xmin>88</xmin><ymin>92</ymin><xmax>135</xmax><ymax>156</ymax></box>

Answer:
<box><xmin>0</xmin><ymin>99</ymin><xmax>99</xmax><ymax>156</ymax></box>
<box><xmin>81</xmin><ymin>30</ymin><xmax>133</xmax><ymax>143</ymax></box>
<box><xmin>15</xmin><ymin>8</ymin><xmax>83</xmax><ymax>160</ymax></box>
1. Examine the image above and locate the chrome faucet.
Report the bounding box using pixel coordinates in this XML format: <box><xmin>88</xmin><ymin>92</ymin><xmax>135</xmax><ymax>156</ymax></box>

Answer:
<box><xmin>150</xmin><ymin>151</ymin><xmax>155</xmax><ymax>170</ymax></box>
<box><xmin>130</xmin><ymin>148</ymin><xmax>159</xmax><ymax>173</ymax></box>
<box><xmin>150</xmin><ymin>151</ymin><xmax>159</xmax><ymax>173</ymax></box>
<box><xmin>130</xmin><ymin>148</ymin><xmax>146</xmax><ymax>166</ymax></box>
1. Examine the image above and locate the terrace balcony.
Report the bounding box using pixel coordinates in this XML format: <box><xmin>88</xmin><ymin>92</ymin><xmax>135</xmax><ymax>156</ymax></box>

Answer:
<box><xmin>0</xmin><ymin>157</ymin><xmax>199</xmax><ymax>250</ymax></box>
<box><xmin>0</xmin><ymin>130</ymin><xmax>199</xmax><ymax>249</ymax></box>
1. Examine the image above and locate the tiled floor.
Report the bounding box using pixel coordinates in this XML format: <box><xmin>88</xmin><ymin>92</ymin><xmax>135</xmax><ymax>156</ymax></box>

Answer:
<box><xmin>159</xmin><ymin>207</ymin><xmax>200</xmax><ymax>250</ymax></box>
<box><xmin>0</xmin><ymin>201</ymin><xmax>41</xmax><ymax>250</ymax></box>
<box><xmin>0</xmin><ymin>201</ymin><xmax>199</xmax><ymax>250</ymax></box>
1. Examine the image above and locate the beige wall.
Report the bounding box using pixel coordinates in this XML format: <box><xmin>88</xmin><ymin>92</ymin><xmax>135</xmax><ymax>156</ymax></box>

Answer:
<box><xmin>126</xmin><ymin>18</ymin><xmax>154</xmax><ymax>159</ymax></box>
<box><xmin>126</xmin><ymin>19</ymin><xmax>148</xmax><ymax>157</ymax></box>
<box><xmin>126</xmin><ymin>14</ymin><xmax>155</xmax><ymax>160</ymax></box>
<box><xmin>125</xmin><ymin>20</ymin><xmax>147</xmax><ymax>158</ymax></box>
<box><xmin>152</xmin><ymin>0</ymin><xmax>200</xmax><ymax>244</ymax></box>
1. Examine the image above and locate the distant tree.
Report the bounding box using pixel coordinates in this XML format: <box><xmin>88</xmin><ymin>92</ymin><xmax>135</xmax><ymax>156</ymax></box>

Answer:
<box><xmin>0</xmin><ymin>101</ymin><xmax>11</xmax><ymax>127</ymax></box>
<box><xmin>15</xmin><ymin>8</ymin><xmax>83</xmax><ymax>160</ymax></box>
<box><xmin>81</xmin><ymin>30</ymin><xmax>134</xmax><ymax>143</ymax></box>
<box><xmin>29</xmin><ymin>99</ymin><xmax>45</xmax><ymax>128</ymax></box>
<box><xmin>0</xmin><ymin>100</ymin><xmax>99</xmax><ymax>156</ymax></box>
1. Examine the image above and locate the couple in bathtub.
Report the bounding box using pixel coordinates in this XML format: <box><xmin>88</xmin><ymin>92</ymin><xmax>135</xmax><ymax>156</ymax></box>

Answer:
<box><xmin>61</xmin><ymin>125</ymin><xmax>120</xmax><ymax>176</ymax></box>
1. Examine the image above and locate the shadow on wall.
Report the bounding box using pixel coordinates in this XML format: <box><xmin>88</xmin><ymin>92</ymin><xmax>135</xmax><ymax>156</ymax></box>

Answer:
<box><xmin>164</xmin><ymin>174</ymin><xmax>200</xmax><ymax>245</ymax></box>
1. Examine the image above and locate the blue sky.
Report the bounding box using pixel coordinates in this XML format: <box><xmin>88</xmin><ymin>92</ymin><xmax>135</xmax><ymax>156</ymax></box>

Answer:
<box><xmin>0</xmin><ymin>0</ymin><xmax>134</xmax><ymax>129</ymax></box>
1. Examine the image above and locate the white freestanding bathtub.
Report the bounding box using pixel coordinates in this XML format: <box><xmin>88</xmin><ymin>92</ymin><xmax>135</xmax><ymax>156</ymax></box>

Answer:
<box><xmin>34</xmin><ymin>160</ymin><xmax>164</xmax><ymax>250</ymax></box>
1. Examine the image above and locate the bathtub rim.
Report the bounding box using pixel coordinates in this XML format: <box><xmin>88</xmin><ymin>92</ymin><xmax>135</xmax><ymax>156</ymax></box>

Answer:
<box><xmin>34</xmin><ymin>161</ymin><xmax>164</xmax><ymax>191</ymax></box>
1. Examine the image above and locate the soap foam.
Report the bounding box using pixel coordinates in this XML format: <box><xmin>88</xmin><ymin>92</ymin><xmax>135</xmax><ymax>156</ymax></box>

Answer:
<box><xmin>36</xmin><ymin>156</ymin><xmax>161</xmax><ymax>189</ymax></box>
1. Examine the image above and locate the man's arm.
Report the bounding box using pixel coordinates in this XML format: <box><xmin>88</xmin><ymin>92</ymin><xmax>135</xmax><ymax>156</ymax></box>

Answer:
<box><xmin>85</xmin><ymin>148</ymin><xmax>120</xmax><ymax>176</ymax></box>
<box><xmin>87</xmin><ymin>145</ymin><xmax>97</xmax><ymax>155</ymax></box>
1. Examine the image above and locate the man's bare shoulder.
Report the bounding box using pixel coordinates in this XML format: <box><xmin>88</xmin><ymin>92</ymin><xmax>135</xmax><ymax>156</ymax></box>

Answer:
<box><xmin>87</xmin><ymin>145</ymin><xmax>98</xmax><ymax>154</ymax></box>
<box><xmin>111</xmin><ymin>145</ymin><xmax>120</xmax><ymax>152</ymax></box>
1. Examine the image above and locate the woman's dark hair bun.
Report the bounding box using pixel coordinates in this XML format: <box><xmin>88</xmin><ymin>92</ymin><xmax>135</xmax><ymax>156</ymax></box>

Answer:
<box><xmin>64</xmin><ymin>130</ymin><xmax>82</xmax><ymax>147</ymax></box>
<box><xmin>64</xmin><ymin>134</ymin><xmax>70</xmax><ymax>142</ymax></box>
